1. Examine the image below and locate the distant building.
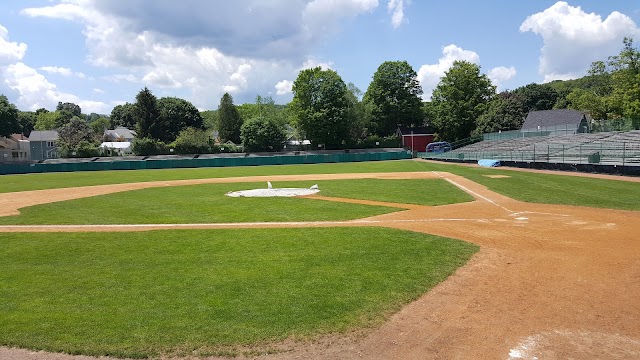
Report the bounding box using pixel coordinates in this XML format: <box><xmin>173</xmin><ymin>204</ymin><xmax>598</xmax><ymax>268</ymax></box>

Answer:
<box><xmin>522</xmin><ymin>109</ymin><xmax>590</xmax><ymax>135</ymax></box>
<box><xmin>397</xmin><ymin>127</ymin><xmax>434</xmax><ymax>152</ymax></box>
<box><xmin>104</xmin><ymin>127</ymin><xmax>137</xmax><ymax>142</ymax></box>
<box><xmin>0</xmin><ymin>134</ymin><xmax>30</xmax><ymax>162</ymax></box>
<box><xmin>100</xmin><ymin>141</ymin><xmax>132</xmax><ymax>156</ymax></box>
<box><xmin>29</xmin><ymin>130</ymin><xmax>59</xmax><ymax>161</ymax></box>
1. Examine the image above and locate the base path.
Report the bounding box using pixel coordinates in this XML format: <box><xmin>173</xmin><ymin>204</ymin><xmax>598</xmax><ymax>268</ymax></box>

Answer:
<box><xmin>1</xmin><ymin>171</ymin><xmax>640</xmax><ymax>360</ymax></box>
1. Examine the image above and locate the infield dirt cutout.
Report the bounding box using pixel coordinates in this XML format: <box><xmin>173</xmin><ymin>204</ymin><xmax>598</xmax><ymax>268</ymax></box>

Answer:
<box><xmin>1</xmin><ymin>170</ymin><xmax>639</xmax><ymax>360</ymax></box>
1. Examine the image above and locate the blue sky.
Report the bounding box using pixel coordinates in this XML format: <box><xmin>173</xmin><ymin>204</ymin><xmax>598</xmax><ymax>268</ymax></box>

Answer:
<box><xmin>0</xmin><ymin>1</ymin><xmax>638</xmax><ymax>114</ymax></box>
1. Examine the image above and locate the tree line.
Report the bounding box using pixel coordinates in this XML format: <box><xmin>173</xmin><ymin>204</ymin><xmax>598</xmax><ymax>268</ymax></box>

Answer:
<box><xmin>1</xmin><ymin>38</ymin><xmax>639</xmax><ymax>158</ymax></box>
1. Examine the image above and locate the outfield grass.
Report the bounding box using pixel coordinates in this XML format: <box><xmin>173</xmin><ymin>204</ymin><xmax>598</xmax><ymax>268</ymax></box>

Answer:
<box><xmin>2</xmin><ymin>159</ymin><xmax>638</xmax><ymax>210</ymax></box>
<box><xmin>0</xmin><ymin>179</ymin><xmax>471</xmax><ymax>225</ymax></box>
<box><xmin>0</xmin><ymin>228</ymin><xmax>478</xmax><ymax>358</ymax></box>
<box><xmin>0</xmin><ymin>160</ymin><xmax>423</xmax><ymax>194</ymax></box>
<box><xmin>413</xmin><ymin>161</ymin><xmax>640</xmax><ymax>211</ymax></box>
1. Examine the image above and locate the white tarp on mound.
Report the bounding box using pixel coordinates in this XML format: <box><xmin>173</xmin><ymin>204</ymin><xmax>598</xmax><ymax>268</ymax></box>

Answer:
<box><xmin>226</xmin><ymin>182</ymin><xmax>320</xmax><ymax>197</ymax></box>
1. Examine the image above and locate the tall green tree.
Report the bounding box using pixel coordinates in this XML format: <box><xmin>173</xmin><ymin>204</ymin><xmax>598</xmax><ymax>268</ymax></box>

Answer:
<box><xmin>55</xmin><ymin>102</ymin><xmax>83</xmax><ymax>128</ymax></box>
<box><xmin>157</xmin><ymin>97</ymin><xmax>204</xmax><ymax>143</ymax></box>
<box><xmin>34</xmin><ymin>111</ymin><xmax>62</xmax><ymax>131</ymax></box>
<box><xmin>363</xmin><ymin>61</ymin><xmax>423</xmax><ymax>136</ymax></box>
<box><xmin>57</xmin><ymin>118</ymin><xmax>98</xmax><ymax>157</ymax></box>
<box><xmin>134</xmin><ymin>87</ymin><xmax>162</xmax><ymax>140</ymax></box>
<box><xmin>18</xmin><ymin>111</ymin><xmax>36</xmax><ymax>137</ymax></box>
<box><xmin>0</xmin><ymin>95</ymin><xmax>20</xmax><ymax>138</ymax></box>
<box><xmin>607</xmin><ymin>37</ymin><xmax>640</xmax><ymax>128</ymax></box>
<box><xmin>474</xmin><ymin>92</ymin><xmax>526</xmax><ymax>135</ymax></box>
<box><xmin>513</xmin><ymin>83</ymin><xmax>559</xmax><ymax>113</ymax></box>
<box><xmin>346</xmin><ymin>83</ymin><xmax>368</xmax><ymax>143</ymax></box>
<box><xmin>290</xmin><ymin>67</ymin><xmax>351</xmax><ymax>148</ymax></box>
<box><xmin>110</xmin><ymin>103</ymin><xmax>137</xmax><ymax>129</ymax></box>
<box><xmin>431</xmin><ymin>61</ymin><xmax>495</xmax><ymax>141</ymax></box>
<box><xmin>218</xmin><ymin>93</ymin><xmax>242</xmax><ymax>144</ymax></box>
<box><xmin>241</xmin><ymin>116</ymin><xmax>287</xmax><ymax>152</ymax></box>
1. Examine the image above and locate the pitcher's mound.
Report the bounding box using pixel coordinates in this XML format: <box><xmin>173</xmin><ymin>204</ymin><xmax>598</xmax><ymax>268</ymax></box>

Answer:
<box><xmin>226</xmin><ymin>182</ymin><xmax>320</xmax><ymax>198</ymax></box>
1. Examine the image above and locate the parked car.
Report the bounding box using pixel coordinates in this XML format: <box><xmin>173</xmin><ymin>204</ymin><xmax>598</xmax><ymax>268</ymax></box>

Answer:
<box><xmin>426</xmin><ymin>141</ymin><xmax>451</xmax><ymax>153</ymax></box>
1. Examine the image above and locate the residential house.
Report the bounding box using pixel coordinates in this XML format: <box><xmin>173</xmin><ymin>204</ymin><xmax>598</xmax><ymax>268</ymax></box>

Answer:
<box><xmin>104</xmin><ymin>127</ymin><xmax>136</xmax><ymax>142</ymax></box>
<box><xmin>29</xmin><ymin>130</ymin><xmax>59</xmax><ymax>161</ymax></box>
<box><xmin>521</xmin><ymin>109</ymin><xmax>590</xmax><ymax>135</ymax></box>
<box><xmin>0</xmin><ymin>134</ymin><xmax>30</xmax><ymax>162</ymax></box>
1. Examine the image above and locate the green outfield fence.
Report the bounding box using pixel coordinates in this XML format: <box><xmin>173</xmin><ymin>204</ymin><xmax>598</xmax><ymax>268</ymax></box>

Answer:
<box><xmin>0</xmin><ymin>149</ymin><xmax>412</xmax><ymax>175</ymax></box>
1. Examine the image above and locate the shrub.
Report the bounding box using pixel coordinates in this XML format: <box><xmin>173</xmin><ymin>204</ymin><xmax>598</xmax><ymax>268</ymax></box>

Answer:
<box><xmin>240</xmin><ymin>117</ymin><xmax>287</xmax><ymax>152</ymax></box>
<box><xmin>132</xmin><ymin>138</ymin><xmax>170</xmax><ymax>156</ymax></box>
<box><xmin>172</xmin><ymin>128</ymin><xmax>211</xmax><ymax>155</ymax></box>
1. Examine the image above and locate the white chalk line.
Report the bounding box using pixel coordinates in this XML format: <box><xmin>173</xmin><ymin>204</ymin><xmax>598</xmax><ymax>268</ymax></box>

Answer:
<box><xmin>432</xmin><ymin>172</ymin><xmax>514</xmax><ymax>213</ymax></box>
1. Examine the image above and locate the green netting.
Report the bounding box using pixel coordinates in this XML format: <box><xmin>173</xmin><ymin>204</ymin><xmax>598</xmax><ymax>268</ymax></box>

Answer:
<box><xmin>0</xmin><ymin>151</ymin><xmax>411</xmax><ymax>175</ymax></box>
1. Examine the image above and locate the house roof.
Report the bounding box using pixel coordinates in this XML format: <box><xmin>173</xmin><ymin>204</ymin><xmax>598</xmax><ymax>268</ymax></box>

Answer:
<box><xmin>28</xmin><ymin>130</ymin><xmax>59</xmax><ymax>141</ymax></box>
<box><xmin>521</xmin><ymin>109</ymin><xmax>586</xmax><ymax>130</ymax></box>
<box><xmin>397</xmin><ymin>127</ymin><xmax>433</xmax><ymax>136</ymax></box>
<box><xmin>105</xmin><ymin>127</ymin><xmax>136</xmax><ymax>139</ymax></box>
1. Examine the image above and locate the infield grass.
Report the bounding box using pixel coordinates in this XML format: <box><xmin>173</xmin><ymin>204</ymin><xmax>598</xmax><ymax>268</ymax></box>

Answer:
<box><xmin>0</xmin><ymin>179</ymin><xmax>471</xmax><ymax>225</ymax></box>
<box><xmin>0</xmin><ymin>228</ymin><xmax>478</xmax><ymax>358</ymax></box>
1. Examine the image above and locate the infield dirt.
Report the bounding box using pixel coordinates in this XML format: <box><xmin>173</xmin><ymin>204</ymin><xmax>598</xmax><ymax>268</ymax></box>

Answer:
<box><xmin>1</xmin><ymin>169</ymin><xmax>639</xmax><ymax>359</ymax></box>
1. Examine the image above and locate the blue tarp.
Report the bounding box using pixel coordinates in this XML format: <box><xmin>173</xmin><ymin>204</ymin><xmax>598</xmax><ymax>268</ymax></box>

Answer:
<box><xmin>478</xmin><ymin>159</ymin><xmax>501</xmax><ymax>167</ymax></box>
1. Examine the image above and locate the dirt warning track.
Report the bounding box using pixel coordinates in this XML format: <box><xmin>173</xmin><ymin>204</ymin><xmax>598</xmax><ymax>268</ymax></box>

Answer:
<box><xmin>1</xmin><ymin>171</ymin><xmax>640</xmax><ymax>360</ymax></box>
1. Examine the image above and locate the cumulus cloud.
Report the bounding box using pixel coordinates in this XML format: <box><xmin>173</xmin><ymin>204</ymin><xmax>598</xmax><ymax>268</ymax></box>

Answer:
<box><xmin>417</xmin><ymin>44</ymin><xmax>481</xmax><ymax>99</ymax></box>
<box><xmin>0</xmin><ymin>24</ymin><xmax>27</xmax><ymax>65</ymax></box>
<box><xmin>520</xmin><ymin>1</ymin><xmax>640</xmax><ymax>82</ymax></box>
<box><xmin>275</xmin><ymin>80</ymin><xmax>294</xmax><ymax>95</ymax></box>
<box><xmin>387</xmin><ymin>0</ymin><xmax>406</xmax><ymax>28</ymax></box>
<box><xmin>2</xmin><ymin>62</ymin><xmax>108</xmax><ymax>113</ymax></box>
<box><xmin>20</xmin><ymin>1</ymin><xmax>386</xmax><ymax>106</ymax></box>
<box><xmin>39</xmin><ymin>66</ymin><xmax>87</xmax><ymax>78</ymax></box>
<box><xmin>488</xmin><ymin>66</ymin><xmax>517</xmax><ymax>90</ymax></box>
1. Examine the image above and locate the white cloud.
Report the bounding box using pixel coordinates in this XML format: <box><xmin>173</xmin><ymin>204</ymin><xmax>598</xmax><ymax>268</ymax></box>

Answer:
<box><xmin>0</xmin><ymin>24</ymin><xmax>27</xmax><ymax>65</ymax></box>
<box><xmin>20</xmin><ymin>1</ymin><xmax>386</xmax><ymax>107</ymax></box>
<box><xmin>1</xmin><ymin>62</ymin><xmax>108</xmax><ymax>113</ymax></box>
<box><xmin>488</xmin><ymin>66</ymin><xmax>517</xmax><ymax>90</ymax></box>
<box><xmin>520</xmin><ymin>1</ymin><xmax>640</xmax><ymax>82</ymax></box>
<box><xmin>275</xmin><ymin>80</ymin><xmax>294</xmax><ymax>95</ymax></box>
<box><xmin>300</xmin><ymin>58</ymin><xmax>333</xmax><ymax>70</ymax></box>
<box><xmin>417</xmin><ymin>44</ymin><xmax>481</xmax><ymax>99</ymax></box>
<box><xmin>93</xmin><ymin>88</ymin><xmax>104</xmax><ymax>94</ymax></box>
<box><xmin>39</xmin><ymin>66</ymin><xmax>87</xmax><ymax>78</ymax></box>
<box><xmin>387</xmin><ymin>0</ymin><xmax>405</xmax><ymax>28</ymax></box>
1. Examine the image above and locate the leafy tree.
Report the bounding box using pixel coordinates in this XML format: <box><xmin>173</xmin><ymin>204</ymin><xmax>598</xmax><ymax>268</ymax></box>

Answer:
<box><xmin>607</xmin><ymin>37</ymin><xmax>640</xmax><ymax>128</ymax></box>
<box><xmin>241</xmin><ymin>116</ymin><xmax>287</xmax><ymax>152</ymax></box>
<box><xmin>134</xmin><ymin>87</ymin><xmax>162</xmax><ymax>140</ymax></box>
<box><xmin>474</xmin><ymin>92</ymin><xmax>526</xmax><ymax>135</ymax></box>
<box><xmin>201</xmin><ymin>110</ymin><xmax>219</xmax><ymax>130</ymax></box>
<box><xmin>513</xmin><ymin>83</ymin><xmax>559</xmax><ymax>113</ymax></box>
<box><xmin>0</xmin><ymin>95</ymin><xmax>20</xmax><ymax>138</ymax></box>
<box><xmin>18</xmin><ymin>111</ymin><xmax>36</xmax><ymax>137</ymax></box>
<box><xmin>218</xmin><ymin>93</ymin><xmax>242</xmax><ymax>143</ymax></box>
<box><xmin>110</xmin><ymin>103</ymin><xmax>137</xmax><ymax>129</ymax></box>
<box><xmin>431</xmin><ymin>61</ymin><xmax>495</xmax><ymax>141</ymax></box>
<box><xmin>89</xmin><ymin>117</ymin><xmax>111</xmax><ymax>139</ymax></box>
<box><xmin>172</xmin><ymin>127</ymin><xmax>211</xmax><ymax>154</ymax></box>
<box><xmin>157</xmin><ymin>97</ymin><xmax>204</xmax><ymax>143</ymax></box>
<box><xmin>290</xmin><ymin>67</ymin><xmax>351</xmax><ymax>148</ymax></box>
<box><xmin>363</xmin><ymin>61</ymin><xmax>423</xmax><ymax>136</ymax></box>
<box><xmin>57</xmin><ymin>118</ymin><xmax>97</xmax><ymax>157</ymax></box>
<box><xmin>56</xmin><ymin>102</ymin><xmax>83</xmax><ymax>127</ymax></box>
<box><xmin>346</xmin><ymin>83</ymin><xmax>368</xmax><ymax>143</ymax></box>
<box><xmin>132</xmin><ymin>137</ymin><xmax>170</xmax><ymax>156</ymax></box>
<box><xmin>34</xmin><ymin>111</ymin><xmax>62</xmax><ymax>131</ymax></box>
<box><xmin>567</xmin><ymin>88</ymin><xmax>608</xmax><ymax>120</ymax></box>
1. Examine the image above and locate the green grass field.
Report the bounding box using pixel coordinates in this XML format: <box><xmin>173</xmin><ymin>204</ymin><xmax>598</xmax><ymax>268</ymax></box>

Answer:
<box><xmin>0</xmin><ymin>179</ymin><xmax>472</xmax><ymax>225</ymax></box>
<box><xmin>0</xmin><ymin>228</ymin><xmax>478</xmax><ymax>358</ymax></box>
<box><xmin>1</xmin><ymin>159</ymin><xmax>638</xmax><ymax>358</ymax></box>
<box><xmin>1</xmin><ymin>160</ymin><xmax>638</xmax><ymax>210</ymax></box>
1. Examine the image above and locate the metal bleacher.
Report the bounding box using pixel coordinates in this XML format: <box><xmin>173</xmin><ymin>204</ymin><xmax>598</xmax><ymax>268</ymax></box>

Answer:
<box><xmin>422</xmin><ymin>130</ymin><xmax>640</xmax><ymax>166</ymax></box>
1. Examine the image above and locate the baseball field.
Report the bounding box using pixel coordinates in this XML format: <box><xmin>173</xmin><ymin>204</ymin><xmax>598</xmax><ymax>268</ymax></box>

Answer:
<box><xmin>1</xmin><ymin>159</ymin><xmax>639</xmax><ymax>359</ymax></box>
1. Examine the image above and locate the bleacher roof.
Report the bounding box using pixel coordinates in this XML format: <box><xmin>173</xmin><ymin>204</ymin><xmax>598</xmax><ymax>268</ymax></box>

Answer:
<box><xmin>522</xmin><ymin>109</ymin><xmax>586</xmax><ymax>130</ymax></box>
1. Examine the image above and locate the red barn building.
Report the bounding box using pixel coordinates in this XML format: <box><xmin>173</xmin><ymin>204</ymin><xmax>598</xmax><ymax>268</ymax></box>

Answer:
<box><xmin>397</xmin><ymin>127</ymin><xmax>435</xmax><ymax>152</ymax></box>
